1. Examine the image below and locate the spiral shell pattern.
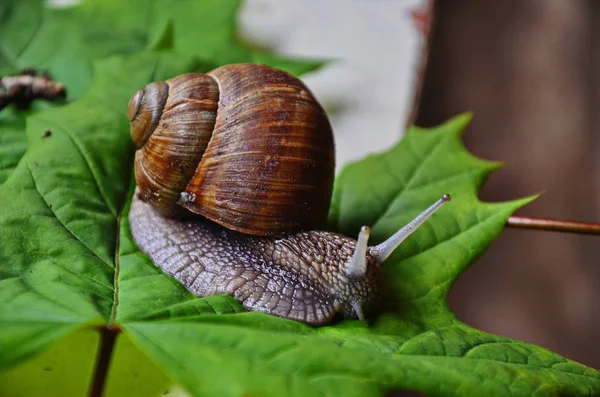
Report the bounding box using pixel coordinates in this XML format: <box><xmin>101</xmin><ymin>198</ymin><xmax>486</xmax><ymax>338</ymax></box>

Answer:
<box><xmin>129</xmin><ymin>64</ymin><xmax>335</xmax><ymax>235</ymax></box>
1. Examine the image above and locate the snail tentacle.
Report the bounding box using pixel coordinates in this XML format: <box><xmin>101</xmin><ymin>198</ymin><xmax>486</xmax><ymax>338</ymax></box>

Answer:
<box><xmin>369</xmin><ymin>194</ymin><xmax>452</xmax><ymax>263</ymax></box>
<box><xmin>346</xmin><ymin>226</ymin><xmax>370</xmax><ymax>278</ymax></box>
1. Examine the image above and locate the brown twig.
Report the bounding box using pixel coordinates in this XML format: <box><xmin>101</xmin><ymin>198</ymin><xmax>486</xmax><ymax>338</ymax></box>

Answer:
<box><xmin>507</xmin><ymin>216</ymin><xmax>600</xmax><ymax>235</ymax></box>
<box><xmin>0</xmin><ymin>68</ymin><xmax>66</xmax><ymax>111</ymax></box>
<box><xmin>89</xmin><ymin>325</ymin><xmax>121</xmax><ymax>397</ymax></box>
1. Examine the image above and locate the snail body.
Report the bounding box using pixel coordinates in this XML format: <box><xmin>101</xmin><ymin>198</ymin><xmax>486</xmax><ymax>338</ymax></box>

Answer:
<box><xmin>129</xmin><ymin>194</ymin><xmax>379</xmax><ymax>324</ymax></box>
<box><xmin>128</xmin><ymin>63</ymin><xmax>450</xmax><ymax>325</ymax></box>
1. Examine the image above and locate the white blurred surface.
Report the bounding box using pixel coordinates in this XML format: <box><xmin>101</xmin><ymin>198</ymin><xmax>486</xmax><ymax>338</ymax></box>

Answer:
<box><xmin>239</xmin><ymin>0</ymin><xmax>427</xmax><ymax>171</ymax></box>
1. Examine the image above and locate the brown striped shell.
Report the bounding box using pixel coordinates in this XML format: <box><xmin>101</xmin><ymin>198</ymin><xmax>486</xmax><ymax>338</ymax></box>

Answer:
<box><xmin>127</xmin><ymin>64</ymin><xmax>335</xmax><ymax>236</ymax></box>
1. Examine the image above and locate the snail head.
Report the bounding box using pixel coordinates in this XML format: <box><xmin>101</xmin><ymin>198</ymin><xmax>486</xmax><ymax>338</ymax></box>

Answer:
<box><xmin>339</xmin><ymin>194</ymin><xmax>452</xmax><ymax>321</ymax></box>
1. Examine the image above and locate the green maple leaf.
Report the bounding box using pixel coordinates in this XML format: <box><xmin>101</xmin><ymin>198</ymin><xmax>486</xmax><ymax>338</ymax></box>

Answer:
<box><xmin>1</xmin><ymin>50</ymin><xmax>598</xmax><ymax>397</ymax></box>
<box><xmin>0</xmin><ymin>0</ymin><xmax>322</xmax><ymax>184</ymax></box>
<box><xmin>1</xmin><ymin>1</ymin><xmax>599</xmax><ymax>396</ymax></box>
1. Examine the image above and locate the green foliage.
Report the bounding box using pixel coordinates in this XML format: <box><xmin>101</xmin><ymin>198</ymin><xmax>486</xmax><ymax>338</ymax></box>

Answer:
<box><xmin>0</xmin><ymin>0</ymin><xmax>321</xmax><ymax>186</ymax></box>
<box><xmin>0</xmin><ymin>1</ymin><xmax>598</xmax><ymax>397</ymax></box>
<box><xmin>0</xmin><ymin>0</ymin><xmax>320</xmax><ymax>99</ymax></box>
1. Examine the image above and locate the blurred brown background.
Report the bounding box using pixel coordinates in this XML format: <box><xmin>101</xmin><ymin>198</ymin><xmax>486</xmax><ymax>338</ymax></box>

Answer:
<box><xmin>416</xmin><ymin>0</ymin><xmax>600</xmax><ymax>369</ymax></box>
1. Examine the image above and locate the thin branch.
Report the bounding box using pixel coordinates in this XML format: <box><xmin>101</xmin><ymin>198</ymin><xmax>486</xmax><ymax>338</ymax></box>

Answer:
<box><xmin>507</xmin><ymin>216</ymin><xmax>600</xmax><ymax>235</ymax></box>
<box><xmin>89</xmin><ymin>325</ymin><xmax>121</xmax><ymax>397</ymax></box>
<box><xmin>0</xmin><ymin>68</ymin><xmax>66</xmax><ymax>111</ymax></box>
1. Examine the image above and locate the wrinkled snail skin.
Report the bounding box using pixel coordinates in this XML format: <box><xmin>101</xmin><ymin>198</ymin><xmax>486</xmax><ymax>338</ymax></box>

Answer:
<box><xmin>129</xmin><ymin>191</ymin><xmax>451</xmax><ymax>325</ymax></box>
<box><xmin>127</xmin><ymin>63</ymin><xmax>452</xmax><ymax>325</ymax></box>
<box><xmin>129</xmin><ymin>193</ymin><xmax>380</xmax><ymax>326</ymax></box>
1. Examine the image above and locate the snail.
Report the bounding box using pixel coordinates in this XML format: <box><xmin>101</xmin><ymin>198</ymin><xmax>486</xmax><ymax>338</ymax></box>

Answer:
<box><xmin>127</xmin><ymin>63</ymin><xmax>451</xmax><ymax>326</ymax></box>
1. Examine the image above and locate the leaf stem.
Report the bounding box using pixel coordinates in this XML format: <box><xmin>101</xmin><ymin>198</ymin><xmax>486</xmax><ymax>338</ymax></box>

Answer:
<box><xmin>507</xmin><ymin>216</ymin><xmax>600</xmax><ymax>235</ymax></box>
<box><xmin>89</xmin><ymin>325</ymin><xmax>121</xmax><ymax>397</ymax></box>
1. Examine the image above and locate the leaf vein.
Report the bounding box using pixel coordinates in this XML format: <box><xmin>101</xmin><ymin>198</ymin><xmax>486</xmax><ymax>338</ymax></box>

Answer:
<box><xmin>109</xmin><ymin>170</ymin><xmax>133</xmax><ymax>324</ymax></box>
<box><xmin>373</xmin><ymin>133</ymin><xmax>452</xmax><ymax>229</ymax></box>
<box><xmin>13</xmin><ymin>9</ymin><xmax>44</xmax><ymax>61</ymax></box>
<box><xmin>28</xmin><ymin>163</ymin><xmax>112</xmax><ymax>268</ymax></box>
<box><xmin>43</xmin><ymin>119</ymin><xmax>118</xmax><ymax>218</ymax></box>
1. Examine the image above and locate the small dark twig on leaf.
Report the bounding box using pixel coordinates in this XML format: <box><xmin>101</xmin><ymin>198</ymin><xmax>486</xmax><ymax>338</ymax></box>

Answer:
<box><xmin>507</xmin><ymin>216</ymin><xmax>600</xmax><ymax>235</ymax></box>
<box><xmin>0</xmin><ymin>68</ymin><xmax>66</xmax><ymax>111</ymax></box>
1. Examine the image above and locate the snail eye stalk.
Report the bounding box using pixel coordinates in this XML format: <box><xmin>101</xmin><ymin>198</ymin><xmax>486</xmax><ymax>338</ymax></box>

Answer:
<box><xmin>370</xmin><ymin>194</ymin><xmax>451</xmax><ymax>263</ymax></box>
<box><xmin>347</xmin><ymin>226</ymin><xmax>371</xmax><ymax>278</ymax></box>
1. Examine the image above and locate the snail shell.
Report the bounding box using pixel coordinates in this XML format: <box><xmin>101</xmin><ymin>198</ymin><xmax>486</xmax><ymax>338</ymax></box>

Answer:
<box><xmin>127</xmin><ymin>64</ymin><xmax>334</xmax><ymax>236</ymax></box>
